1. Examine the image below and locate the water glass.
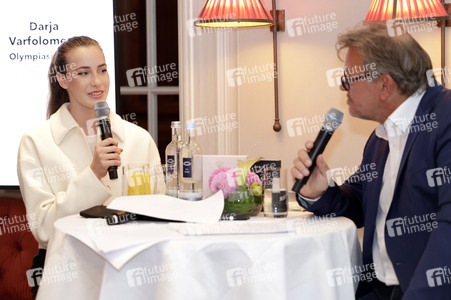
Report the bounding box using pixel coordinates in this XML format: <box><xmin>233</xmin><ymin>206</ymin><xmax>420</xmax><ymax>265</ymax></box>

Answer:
<box><xmin>263</xmin><ymin>166</ymin><xmax>288</xmax><ymax>218</ymax></box>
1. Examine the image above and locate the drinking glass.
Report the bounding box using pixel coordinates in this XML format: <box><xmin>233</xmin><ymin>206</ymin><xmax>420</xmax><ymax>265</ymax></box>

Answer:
<box><xmin>263</xmin><ymin>166</ymin><xmax>288</xmax><ymax>218</ymax></box>
<box><xmin>123</xmin><ymin>163</ymin><xmax>151</xmax><ymax>195</ymax></box>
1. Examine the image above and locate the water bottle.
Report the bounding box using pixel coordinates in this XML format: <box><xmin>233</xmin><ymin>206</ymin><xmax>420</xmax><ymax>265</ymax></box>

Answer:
<box><xmin>165</xmin><ymin>121</ymin><xmax>182</xmax><ymax>197</ymax></box>
<box><xmin>179</xmin><ymin>122</ymin><xmax>203</xmax><ymax>200</ymax></box>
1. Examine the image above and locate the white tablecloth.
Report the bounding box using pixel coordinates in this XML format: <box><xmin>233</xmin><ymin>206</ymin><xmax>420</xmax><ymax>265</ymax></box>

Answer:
<box><xmin>37</xmin><ymin>212</ymin><xmax>362</xmax><ymax>300</ymax></box>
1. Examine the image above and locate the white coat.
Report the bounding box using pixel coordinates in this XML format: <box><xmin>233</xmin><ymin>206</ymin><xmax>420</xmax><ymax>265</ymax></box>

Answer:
<box><xmin>17</xmin><ymin>103</ymin><xmax>165</xmax><ymax>248</ymax></box>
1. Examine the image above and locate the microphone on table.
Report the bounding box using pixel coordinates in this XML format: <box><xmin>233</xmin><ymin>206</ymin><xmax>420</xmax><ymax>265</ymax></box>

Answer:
<box><xmin>291</xmin><ymin>108</ymin><xmax>344</xmax><ymax>194</ymax></box>
<box><xmin>94</xmin><ymin>101</ymin><xmax>118</xmax><ymax>180</ymax></box>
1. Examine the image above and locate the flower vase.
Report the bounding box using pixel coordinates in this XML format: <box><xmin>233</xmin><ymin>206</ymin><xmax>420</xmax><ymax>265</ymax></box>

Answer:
<box><xmin>222</xmin><ymin>185</ymin><xmax>262</xmax><ymax>218</ymax></box>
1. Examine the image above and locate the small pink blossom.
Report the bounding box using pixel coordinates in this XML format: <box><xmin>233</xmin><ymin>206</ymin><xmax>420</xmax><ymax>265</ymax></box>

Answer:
<box><xmin>245</xmin><ymin>171</ymin><xmax>262</xmax><ymax>186</ymax></box>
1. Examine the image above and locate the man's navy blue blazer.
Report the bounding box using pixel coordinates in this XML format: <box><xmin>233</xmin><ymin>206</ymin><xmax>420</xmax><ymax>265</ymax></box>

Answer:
<box><xmin>297</xmin><ymin>84</ymin><xmax>451</xmax><ymax>299</ymax></box>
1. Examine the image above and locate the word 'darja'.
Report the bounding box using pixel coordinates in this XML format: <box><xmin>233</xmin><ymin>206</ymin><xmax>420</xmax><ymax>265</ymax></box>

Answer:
<box><xmin>9</xmin><ymin>21</ymin><xmax>64</xmax><ymax>47</ymax></box>
<box><xmin>10</xmin><ymin>22</ymin><xmax>59</xmax><ymax>45</ymax></box>
<box><xmin>29</xmin><ymin>21</ymin><xmax>58</xmax><ymax>33</ymax></box>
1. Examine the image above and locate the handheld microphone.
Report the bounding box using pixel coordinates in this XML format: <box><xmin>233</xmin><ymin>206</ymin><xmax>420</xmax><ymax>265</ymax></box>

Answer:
<box><xmin>291</xmin><ymin>108</ymin><xmax>344</xmax><ymax>194</ymax></box>
<box><xmin>94</xmin><ymin>101</ymin><xmax>118</xmax><ymax>180</ymax></box>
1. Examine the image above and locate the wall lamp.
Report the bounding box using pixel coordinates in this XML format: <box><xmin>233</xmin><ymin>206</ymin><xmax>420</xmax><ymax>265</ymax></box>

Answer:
<box><xmin>194</xmin><ymin>0</ymin><xmax>286</xmax><ymax>132</ymax></box>
<box><xmin>365</xmin><ymin>0</ymin><xmax>450</xmax><ymax>87</ymax></box>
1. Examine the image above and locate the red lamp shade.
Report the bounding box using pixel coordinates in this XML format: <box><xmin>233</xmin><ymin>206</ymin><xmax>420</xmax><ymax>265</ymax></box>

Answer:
<box><xmin>194</xmin><ymin>0</ymin><xmax>274</xmax><ymax>27</ymax></box>
<box><xmin>365</xmin><ymin>0</ymin><xmax>448</xmax><ymax>21</ymax></box>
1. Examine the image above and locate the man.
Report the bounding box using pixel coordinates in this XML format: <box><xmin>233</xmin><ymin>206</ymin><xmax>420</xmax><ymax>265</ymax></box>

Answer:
<box><xmin>292</xmin><ymin>22</ymin><xmax>451</xmax><ymax>300</ymax></box>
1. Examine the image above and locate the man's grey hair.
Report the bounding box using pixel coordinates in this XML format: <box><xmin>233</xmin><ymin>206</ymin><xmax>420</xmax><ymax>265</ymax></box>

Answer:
<box><xmin>336</xmin><ymin>22</ymin><xmax>433</xmax><ymax>96</ymax></box>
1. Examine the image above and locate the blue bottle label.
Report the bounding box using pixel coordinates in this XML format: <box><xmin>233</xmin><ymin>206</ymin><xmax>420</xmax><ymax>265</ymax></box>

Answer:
<box><xmin>182</xmin><ymin>158</ymin><xmax>192</xmax><ymax>178</ymax></box>
<box><xmin>167</xmin><ymin>155</ymin><xmax>175</xmax><ymax>174</ymax></box>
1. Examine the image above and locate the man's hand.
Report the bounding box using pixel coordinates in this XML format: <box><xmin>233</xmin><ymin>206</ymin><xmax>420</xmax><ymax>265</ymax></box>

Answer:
<box><xmin>291</xmin><ymin>140</ymin><xmax>330</xmax><ymax>199</ymax></box>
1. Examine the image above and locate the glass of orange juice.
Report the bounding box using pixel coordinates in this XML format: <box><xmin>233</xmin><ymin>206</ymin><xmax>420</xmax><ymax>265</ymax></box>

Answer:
<box><xmin>124</xmin><ymin>163</ymin><xmax>151</xmax><ymax>195</ymax></box>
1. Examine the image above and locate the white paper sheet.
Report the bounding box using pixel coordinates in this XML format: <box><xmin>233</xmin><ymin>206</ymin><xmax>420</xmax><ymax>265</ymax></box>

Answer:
<box><xmin>54</xmin><ymin>216</ymin><xmax>183</xmax><ymax>270</ymax></box>
<box><xmin>107</xmin><ymin>190</ymin><xmax>225</xmax><ymax>224</ymax></box>
<box><xmin>166</xmin><ymin>219</ymin><xmax>293</xmax><ymax>236</ymax></box>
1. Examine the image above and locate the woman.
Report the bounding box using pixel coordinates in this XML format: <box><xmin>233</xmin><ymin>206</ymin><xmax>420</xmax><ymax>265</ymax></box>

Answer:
<box><xmin>17</xmin><ymin>36</ymin><xmax>164</xmax><ymax>299</ymax></box>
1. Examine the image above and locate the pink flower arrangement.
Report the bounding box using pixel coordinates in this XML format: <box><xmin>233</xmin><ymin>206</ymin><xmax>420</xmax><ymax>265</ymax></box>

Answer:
<box><xmin>209</xmin><ymin>161</ymin><xmax>262</xmax><ymax>198</ymax></box>
<box><xmin>209</xmin><ymin>167</ymin><xmax>237</xmax><ymax>198</ymax></box>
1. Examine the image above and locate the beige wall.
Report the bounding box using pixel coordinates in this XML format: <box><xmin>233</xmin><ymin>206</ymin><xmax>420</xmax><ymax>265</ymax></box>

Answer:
<box><xmin>235</xmin><ymin>0</ymin><xmax>448</xmax><ymax>181</ymax></box>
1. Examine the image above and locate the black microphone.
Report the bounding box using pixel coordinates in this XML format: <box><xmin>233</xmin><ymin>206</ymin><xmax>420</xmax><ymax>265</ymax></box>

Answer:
<box><xmin>94</xmin><ymin>101</ymin><xmax>118</xmax><ymax>180</ymax></box>
<box><xmin>292</xmin><ymin>108</ymin><xmax>344</xmax><ymax>194</ymax></box>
